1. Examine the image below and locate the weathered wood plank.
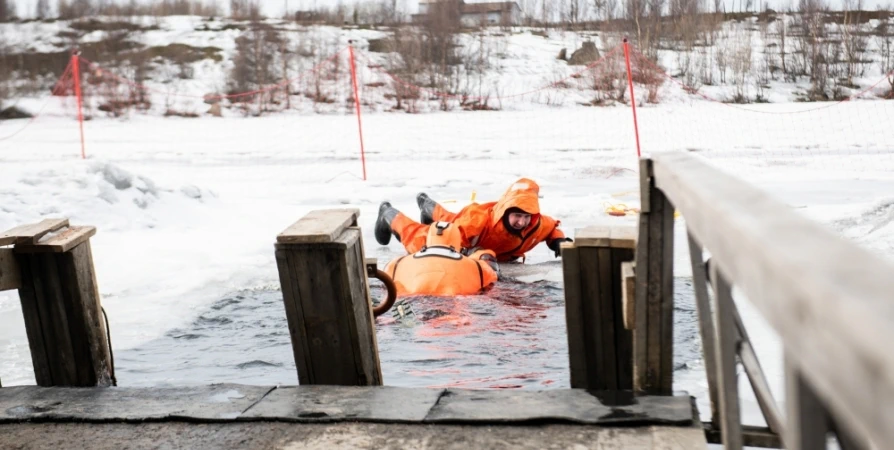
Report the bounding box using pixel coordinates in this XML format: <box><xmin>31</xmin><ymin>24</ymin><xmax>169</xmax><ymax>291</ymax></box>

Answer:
<box><xmin>652</xmin><ymin>152</ymin><xmax>894</xmax><ymax>448</ymax></box>
<box><xmin>276</xmin><ymin>209</ymin><xmax>359</xmax><ymax>244</ymax></box>
<box><xmin>0</xmin><ymin>248</ymin><xmax>22</xmax><ymax>291</ymax></box>
<box><xmin>574</xmin><ymin>226</ymin><xmax>637</xmax><ymax>249</ymax></box>
<box><xmin>578</xmin><ymin>247</ymin><xmax>607</xmax><ymax>389</ymax></box>
<box><xmin>0</xmin><ymin>219</ymin><xmax>69</xmax><ymax>247</ymax></box>
<box><xmin>275</xmin><ymin>225</ymin><xmax>381</xmax><ymax>386</ymax></box>
<box><xmin>596</xmin><ymin>248</ymin><xmax>618</xmax><ymax>389</ymax></box>
<box><xmin>425</xmin><ymin>389</ymin><xmax>694</xmax><ymax>425</ymax></box>
<box><xmin>686</xmin><ymin>232</ymin><xmax>719</xmax><ymax>427</ymax></box>
<box><xmin>635</xmin><ymin>159</ymin><xmax>675</xmax><ymax>395</ymax></box>
<box><xmin>785</xmin><ymin>354</ymin><xmax>829</xmax><ymax>450</ymax></box>
<box><xmin>703</xmin><ymin>424</ymin><xmax>782</xmax><ymax>448</ymax></box>
<box><xmin>561</xmin><ymin>246</ymin><xmax>589</xmax><ymax>388</ymax></box>
<box><xmin>611</xmin><ymin>248</ymin><xmax>635</xmax><ymax>390</ymax></box>
<box><xmin>61</xmin><ymin>242</ymin><xmax>113</xmax><ymax>385</ymax></box>
<box><xmin>732</xmin><ymin>300</ymin><xmax>784</xmax><ymax>440</ymax></box>
<box><xmin>275</xmin><ymin>247</ymin><xmax>312</xmax><ymax>384</ymax></box>
<box><xmin>13</xmin><ymin>227</ymin><xmax>96</xmax><ymax>254</ymax></box>
<box><xmin>14</xmin><ymin>253</ymin><xmax>54</xmax><ymax>386</ymax></box>
<box><xmin>621</xmin><ymin>262</ymin><xmax>635</xmax><ymax>330</ymax></box>
<box><xmin>343</xmin><ymin>227</ymin><xmax>381</xmax><ymax>385</ymax></box>
<box><xmin>711</xmin><ymin>265</ymin><xmax>742</xmax><ymax>450</ymax></box>
<box><xmin>633</xmin><ymin>162</ymin><xmax>651</xmax><ymax>393</ymax></box>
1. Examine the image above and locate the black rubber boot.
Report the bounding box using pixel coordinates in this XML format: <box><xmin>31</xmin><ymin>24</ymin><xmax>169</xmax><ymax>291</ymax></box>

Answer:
<box><xmin>417</xmin><ymin>192</ymin><xmax>438</xmax><ymax>225</ymax></box>
<box><xmin>375</xmin><ymin>201</ymin><xmax>400</xmax><ymax>245</ymax></box>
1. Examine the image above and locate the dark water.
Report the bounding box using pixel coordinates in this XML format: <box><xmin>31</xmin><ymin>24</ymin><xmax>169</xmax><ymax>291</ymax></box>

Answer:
<box><xmin>116</xmin><ymin>279</ymin><xmax>701</xmax><ymax>389</ymax></box>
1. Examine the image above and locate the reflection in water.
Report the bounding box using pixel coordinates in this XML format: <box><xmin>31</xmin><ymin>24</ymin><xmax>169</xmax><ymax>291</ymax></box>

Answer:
<box><xmin>116</xmin><ymin>279</ymin><xmax>699</xmax><ymax>390</ymax></box>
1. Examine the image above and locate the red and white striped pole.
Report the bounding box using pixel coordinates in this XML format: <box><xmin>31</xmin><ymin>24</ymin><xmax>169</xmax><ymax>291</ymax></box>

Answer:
<box><xmin>71</xmin><ymin>49</ymin><xmax>87</xmax><ymax>159</ymax></box>
<box><xmin>623</xmin><ymin>38</ymin><xmax>642</xmax><ymax>159</ymax></box>
<box><xmin>347</xmin><ymin>40</ymin><xmax>367</xmax><ymax>181</ymax></box>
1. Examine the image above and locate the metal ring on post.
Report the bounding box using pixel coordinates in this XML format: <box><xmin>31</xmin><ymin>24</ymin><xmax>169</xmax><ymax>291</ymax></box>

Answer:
<box><xmin>370</xmin><ymin>269</ymin><xmax>397</xmax><ymax>317</ymax></box>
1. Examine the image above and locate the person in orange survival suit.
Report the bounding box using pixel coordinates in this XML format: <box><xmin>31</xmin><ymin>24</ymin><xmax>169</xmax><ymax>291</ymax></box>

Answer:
<box><xmin>384</xmin><ymin>221</ymin><xmax>499</xmax><ymax>296</ymax></box>
<box><xmin>375</xmin><ymin>178</ymin><xmax>572</xmax><ymax>262</ymax></box>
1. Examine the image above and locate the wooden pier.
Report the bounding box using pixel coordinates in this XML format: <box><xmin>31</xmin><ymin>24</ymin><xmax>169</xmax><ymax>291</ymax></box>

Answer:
<box><xmin>3</xmin><ymin>151</ymin><xmax>892</xmax><ymax>449</ymax></box>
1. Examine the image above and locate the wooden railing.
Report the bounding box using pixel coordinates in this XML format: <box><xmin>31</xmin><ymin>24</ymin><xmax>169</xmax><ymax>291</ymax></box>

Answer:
<box><xmin>635</xmin><ymin>152</ymin><xmax>894</xmax><ymax>450</ymax></box>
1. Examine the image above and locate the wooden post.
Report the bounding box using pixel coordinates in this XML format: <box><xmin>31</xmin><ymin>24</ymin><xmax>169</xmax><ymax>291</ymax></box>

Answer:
<box><xmin>710</xmin><ymin>263</ymin><xmax>743</xmax><ymax>450</ymax></box>
<box><xmin>633</xmin><ymin>158</ymin><xmax>676</xmax><ymax>395</ymax></box>
<box><xmin>785</xmin><ymin>353</ymin><xmax>829</xmax><ymax>450</ymax></box>
<box><xmin>3</xmin><ymin>220</ymin><xmax>113</xmax><ymax>387</ymax></box>
<box><xmin>562</xmin><ymin>226</ymin><xmax>636</xmax><ymax>391</ymax></box>
<box><xmin>686</xmin><ymin>232</ymin><xmax>720</xmax><ymax>426</ymax></box>
<box><xmin>274</xmin><ymin>209</ymin><xmax>382</xmax><ymax>386</ymax></box>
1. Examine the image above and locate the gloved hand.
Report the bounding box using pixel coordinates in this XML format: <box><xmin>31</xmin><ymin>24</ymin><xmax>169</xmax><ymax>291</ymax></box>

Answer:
<box><xmin>547</xmin><ymin>237</ymin><xmax>573</xmax><ymax>257</ymax></box>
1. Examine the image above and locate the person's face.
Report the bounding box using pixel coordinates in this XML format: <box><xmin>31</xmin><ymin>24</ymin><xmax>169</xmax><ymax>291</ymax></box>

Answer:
<box><xmin>507</xmin><ymin>212</ymin><xmax>532</xmax><ymax>230</ymax></box>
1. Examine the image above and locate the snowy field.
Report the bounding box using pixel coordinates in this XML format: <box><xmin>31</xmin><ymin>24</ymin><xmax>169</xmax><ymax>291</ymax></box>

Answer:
<box><xmin>1</xmin><ymin>98</ymin><xmax>894</xmax><ymax>434</ymax></box>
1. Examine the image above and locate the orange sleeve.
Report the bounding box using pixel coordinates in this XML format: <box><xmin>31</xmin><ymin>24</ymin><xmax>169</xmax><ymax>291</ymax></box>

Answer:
<box><xmin>543</xmin><ymin>216</ymin><xmax>566</xmax><ymax>242</ymax></box>
<box><xmin>451</xmin><ymin>204</ymin><xmax>490</xmax><ymax>248</ymax></box>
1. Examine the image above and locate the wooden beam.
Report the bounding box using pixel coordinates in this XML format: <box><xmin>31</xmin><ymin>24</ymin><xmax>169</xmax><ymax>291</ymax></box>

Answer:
<box><xmin>785</xmin><ymin>353</ymin><xmax>829</xmax><ymax>450</ymax></box>
<box><xmin>651</xmin><ymin>152</ymin><xmax>893</xmax><ymax>448</ymax></box>
<box><xmin>621</xmin><ymin>262</ymin><xmax>635</xmax><ymax>330</ymax></box>
<box><xmin>13</xmin><ymin>227</ymin><xmax>96</xmax><ymax>254</ymax></box>
<box><xmin>277</xmin><ymin>209</ymin><xmax>359</xmax><ymax>244</ymax></box>
<box><xmin>732</xmin><ymin>301</ymin><xmax>785</xmax><ymax>441</ymax></box>
<box><xmin>0</xmin><ymin>248</ymin><xmax>22</xmax><ymax>291</ymax></box>
<box><xmin>711</xmin><ymin>265</ymin><xmax>742</xmax><ymax>450</ymax></box>
<box><xmin>633</xmin><ymin>159</ymin><xmax>675</xmax><ymax>395</ymax></box>
<box><xmin>0</xmin><ymin>219</ymin><xmax>69</xmax><ymax>247</ymax></box>
<box><xmin>703</xmin><ymin>423</ymin><xmax>783</xmax><ymax>448</ymax></box>
<box><xmin>686</xmin><ymin>232</ymin><xmax>719</xmax><ymax>427</ymax></box>
<box><xmin>275</xmin><ymin>213</ymin><xmax>381</xmax><ymax>386</ymax></box>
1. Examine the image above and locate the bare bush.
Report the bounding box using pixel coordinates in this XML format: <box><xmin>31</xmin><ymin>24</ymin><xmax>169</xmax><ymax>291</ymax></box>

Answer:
<box><xmin>878</xmin><ymin>7</ymin><xmax>894</xmax><ymax>96</ymax></box>
<box><xmin>0</xmin><ymin>0</ymin><xmax>16</xmax><ymax>22</ymax></box>
<box><xmin>228</xmin><ymin>22</ymin><xmax>284</xmax><ymax>115</ymax></box>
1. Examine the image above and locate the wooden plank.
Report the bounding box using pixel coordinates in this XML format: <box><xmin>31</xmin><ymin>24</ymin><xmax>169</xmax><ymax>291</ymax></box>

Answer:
<box><xmin>785</xmin><ymin>354</ymin><xmax>829</xmax><ymax>450</ymax></box>
<box><xmin>633</xmin><ymin>166</ymin><xmax>651</xmax><ymax>393</ymax></box>
<box><xmin>14</xmin><ymin>227</ymin><xmax>96</xmax><ymax>254</ymax></box>
<box><xmin>574</xmin><ymin>226</ymin><xmax>637</xmax><ymax>249</ymax></box>
<box><xmin>609</xmin><ymin>226</ymin><xmax>638</xmax><ymax>249</ymax></box>
<box><xmin>611</xmin><ymin>248</ymin><xmax>635</xmax><ymax>390</ymax></box>
<box><xmin>711</xmin><ymin>265</ymin><xmax>743</xmax><ymax>450</ymax></box>
<box><xmin>561</xmin><ymin>245</ymin><xmax>589</xmax><ymax>389</ymax></box>
<box><xmin>732</xmin><ymin>301</ymin><xmax>784</xmax><ymax>440</ymax></box>
<box><xmin>704</xmin><ymin>424</ymin><xmax>783</xmax><ymax>448</ymax></box>
<box><xmin>621</xmin><ymin>262</ymin><xmax>635</xmax><ymax>330</ymax></box>
<box><xmin>0</xmin><ymin>249</ymin><xmax>22</xmax><ymax>291</ymax></box>
<box><xmin>686</xmin><ymin>231</ymin><xmax>719</xmax><ymax>427</ymax></box>
<box><xmin>574</xmin><ymin>226</ymin><xmax>611</xmax><ymax>248</ymax></box>
<box><xmin>275</xmin><ymin>247</ymin><xmax>312</xmax><ymax>384</ymax></box>
<box><xmin>657</xmin><ymin>186</ymin><xmax>675</xmax><ymax>394</ymax></box>
<box><xmin>596</xmin><ymin>248</ymin><xmax>618</xmax><ymax>389</ymax></box>
<box><xmin>578</xmin><ymin>247</ymin><xmax>608</xmax><ymax>389</ymax></box>
<box><xmin>0</xmin><ymin>219</ymin><xmax>69</xmax><ymax>247</ymax></box>
<box><xmin>651</xmin><ymin>152</ymin><xmax>894</xmax><ymax>448</ymax></box>
<box><xmin>14</xmin><ymin>253</ymin><xmax>54</xmax><ymax>386</ymax></box>
<box><xmin>61</xmin><ymin>242</ymin><xmax>113</xmax><ymax>386</ymax></box>
<box><xmin>342</xmin><ymin>228</ymin><xmax>381</xmax><ymax>385</ymax></box>
<box><xmin>276</xmin><ymin>209</ymin><xmax>359</xmax><ymax>244</ymax></box>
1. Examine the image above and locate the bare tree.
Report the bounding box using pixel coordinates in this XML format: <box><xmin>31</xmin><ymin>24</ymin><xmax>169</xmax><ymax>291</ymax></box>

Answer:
<box><xmin>36</xmin><ymin>0</ymin><xmax>51</xmax><ymax>19</ymax></box>
<box><xmin>0</xmin><ymin>0</ymin><xmax>16</xmax><ymax>21</ymax></box>
<box><xmin>840</xmin><ymin>0</ymin><xmax>869</xmax><ymax>83</ymax></box>
<box><xmin>878</xmin><ymin>5</ymin><xmax>894</xmax><ymax>96</ymax></box>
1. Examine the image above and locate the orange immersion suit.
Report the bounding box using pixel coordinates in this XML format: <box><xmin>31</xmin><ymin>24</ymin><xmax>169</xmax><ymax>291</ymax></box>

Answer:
<box><xmin>384</xmin><ymin>221</ymin><xmax>498</xmax><ymax>297</ymax></box>
<box><xmin>391</xmin><ymin>178</ymin><xmax>566</xmax><ymax>262</ymax></box>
